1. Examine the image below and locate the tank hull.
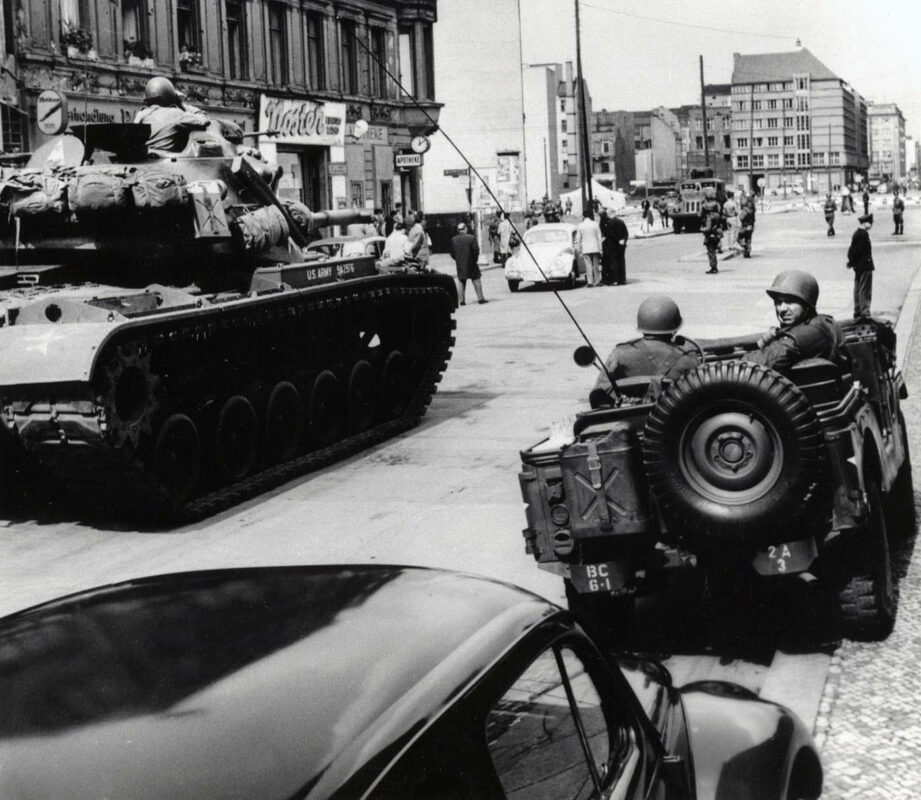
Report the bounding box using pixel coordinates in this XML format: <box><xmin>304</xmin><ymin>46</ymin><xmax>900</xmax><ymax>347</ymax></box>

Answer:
<box><xmin>0</xmin><ymin>266</ymin><xmax>457</xmax><ymax>521</ymax></box>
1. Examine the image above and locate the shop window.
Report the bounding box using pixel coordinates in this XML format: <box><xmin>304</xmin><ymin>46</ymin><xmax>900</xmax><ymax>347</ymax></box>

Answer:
<box><xmin>306</xmin><ymin>14</ymin><xmax>326</xmax><ymax>89</ymax></box>
<box><xmin>1</xmin><ymin>105</ymin><xmax>26</xmax><ymax>154</ymax></box>
<box><xmin>122</xmin><ymin>0</ymin><xmax>151</xmax><ymax>61</ymax></box>
<box><xmin>370</xmin><ymin>27</ymin><xmax>386</xmax><ymax>98</ymax></box>
<box><xmin>341</xmin><ymin>19</ymin><xmax>358</xmax><ymax>94</ymax></box>
<box><xmin>350</xmin><ymin>181</ymin><xmax>364</xmax><ymax>209</ymax></box>
<box><xmin>176</xmin><ymin>0</ymin><xmax>201</xmax><ymax>56</ymax></box>
<box><xmin>398</xmin><ymin>26</ymin><xmax>415</xmax><ymax>96</ymax></box>
<box><xmin>268</xmin><ymin>2</ymin><xmax>288</xmax><ymax>85</ymax></box>
<box><xmin>225</xmin><ymin>0</ymin><xmax>246</xmax><ymax>79</ymax></box>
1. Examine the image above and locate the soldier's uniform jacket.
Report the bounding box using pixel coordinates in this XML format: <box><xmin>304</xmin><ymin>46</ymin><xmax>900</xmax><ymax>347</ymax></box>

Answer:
<box><xmin>744</xmin><ymin>313</ymin><xmax>841</xmax><ymax>373</ymax></box>
<box><xmin>824</xmin><ymin>198</ymin><xmax>837</xmax><ymax>218</ymax></box>
<box><xmin>893</xmin><ymin>196</ymin><xmax>905</xmax><ymax>216</ymax></box>
<box><xmin>700</xmin><ymin>199</ymin><xmax>723</xmax><ymax>231</ymax></box>
<box><xmin>134</xmin><ymin>104</ymin><xmax>210</xmax><ymax>152</ymax></box>
<box><xmin>594</xmin><ymin>335</ymin><xmax>701</xmax><ymax>395</ymax></box>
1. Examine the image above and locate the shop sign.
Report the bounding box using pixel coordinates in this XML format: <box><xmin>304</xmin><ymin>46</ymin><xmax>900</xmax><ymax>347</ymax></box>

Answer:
<box><xmin>258</xmin><ymin>95</ymin><xmax>345</xmax><ymax>146</ymax></box>
<box><xmin>328</xmin><ymin>162</ymin><xmax>348</xmax><ymax>176</ymax></box>
<box><xmin>36</xmin><ymin>90</ymin><xmax>68</xmax><ymax>135</ymax></box>
<box><xmin>346</xmin><ymin>123</ymin><xmax>387</xmax><ymax>143</ymax></box>
<box><xmin>395</xmin><ymin>152</ymin><xmax>423</xmax><ymax>170</ymax></box>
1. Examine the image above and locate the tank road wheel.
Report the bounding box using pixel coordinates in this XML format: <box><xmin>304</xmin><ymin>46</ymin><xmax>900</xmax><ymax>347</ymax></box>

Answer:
<box><xmin>837</xmin><ymin>473</ymin><xmax>897</xmax><ymax>641</ymax></box>
<box><xmin>264</xmin><ymin>381</ymin><xmax>304</xmax><ymax>464</ymax></box>
<box><xmin>347</xmin><ymin>360</ymin><xmax>376</xmax><ymax>433</ymax></box>
<box><xmin>308</xmin><ymin>370</ymin><xmax>346</xmax><ymax>447</ymax></box>
<box><xmin>214</xmin><ymin>395</ymin><xmax>259</xmax><ymax>482</ymax></box>
<box><xmin>643</xmin><ymin>362</ymin><xmax>823</xmax><ymax>545</ymax></box>
<box><xmin>381</xmin><ymin>350</ymin><xmax>413</xmax><ymax>419</ymax></box>
<box><xmin>152</xmin><ymin>414</ymin><xmax>201</xmax><ymax>508</ymax></box>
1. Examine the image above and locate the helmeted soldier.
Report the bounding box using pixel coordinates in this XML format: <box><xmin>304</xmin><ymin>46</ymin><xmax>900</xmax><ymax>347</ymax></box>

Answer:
<box><xmin>737</xmin><ymin>194</ymin><xmax>755</xmax><ymax>258</ymax></box>
<box><xmin>134</xmin><ymin>76</ymin><xmax>211</xmax><ymax>153</ymax></box>
<box><xmin>700</xmin><ymin>187</ymin><xmax>723</xmax><ymax>274</ymax></box>
<box><xmin>592</xmin><ymin>295</ymin><xmax>701</xmax><ymax>403</ymax></box>
<box><xmin>745</xmin><ymin>270</ymin><xmax>840</xmax><ymax>373</ymax></box>
<box><xmin>823</xmin><ymin>192</ymin><xmax>837</xmax><ymax>237</ymax></box>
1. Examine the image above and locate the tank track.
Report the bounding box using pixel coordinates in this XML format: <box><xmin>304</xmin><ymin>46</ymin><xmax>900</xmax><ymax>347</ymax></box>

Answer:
<box><xmin>2</xmin><ymin>273</ymin><xmax>456</xmax><ymax>523</ymax></box>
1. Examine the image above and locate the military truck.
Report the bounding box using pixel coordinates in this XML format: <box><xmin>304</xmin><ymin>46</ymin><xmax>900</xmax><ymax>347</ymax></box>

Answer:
<box><xmin>518</xmin><ymin>317</ymin><xmax>913</xmax><ymax>641</ymax></box>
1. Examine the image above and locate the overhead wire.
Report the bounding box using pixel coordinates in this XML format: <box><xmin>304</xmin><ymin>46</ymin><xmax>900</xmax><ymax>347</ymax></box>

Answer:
<box><xmin>350</xmin><ymin>23</ymin><xmax>621</xmax><ymax>398</ymax></box>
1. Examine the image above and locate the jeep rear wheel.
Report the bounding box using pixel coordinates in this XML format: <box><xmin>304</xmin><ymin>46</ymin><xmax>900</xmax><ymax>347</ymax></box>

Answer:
<box><xmin>837</xmin><ymin>474</ymin><xmax>896</xmax><ymax>641</ymax></box>
<box><xmin>643</xmin><ymin>362</ymin><xmax>824</xmax><ymax>545</ymax></box>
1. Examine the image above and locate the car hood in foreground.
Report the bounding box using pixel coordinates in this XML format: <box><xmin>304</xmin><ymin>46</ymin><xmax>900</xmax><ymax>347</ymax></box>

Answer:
<box><xmin>0</xmin><ymin>566</ymin><xmax>554</xmax><ymax>800</ymax></box>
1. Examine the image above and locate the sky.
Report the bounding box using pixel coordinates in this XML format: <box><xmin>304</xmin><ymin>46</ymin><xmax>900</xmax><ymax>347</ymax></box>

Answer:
<box><xmin>520</xmin><ymin>0</ymin><xmax>921</xmax><ymax>139</ymax></box>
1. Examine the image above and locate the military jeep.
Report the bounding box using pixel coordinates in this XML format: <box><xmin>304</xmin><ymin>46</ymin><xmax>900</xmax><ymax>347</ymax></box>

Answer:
<box><xmin>518</xmin><ymin>317</ymin><xmax>913</xmax><ymax>641</ymax></box>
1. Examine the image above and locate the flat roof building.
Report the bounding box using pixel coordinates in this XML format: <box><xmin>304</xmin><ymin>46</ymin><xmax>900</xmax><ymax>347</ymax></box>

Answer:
<box><xmin>868</xmin><ymin>103</ymin><xmax>906</xmax><ymax>184</ymax></box>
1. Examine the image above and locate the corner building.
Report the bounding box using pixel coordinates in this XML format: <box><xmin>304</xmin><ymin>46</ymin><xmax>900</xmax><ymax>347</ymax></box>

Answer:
<box><xmin>730</xmin><ymin>48</ymin><xmax>868</xmax><ymax>194</ymax></box>
<box><xmin>1</xmin><ymin>0</ymin><xmax>440</xmax><ymax>213</ymax></box>
<box><xmin>867</xmin><ymin>103</ymin><xmax>906</xmax><ymax>185</ymax></box>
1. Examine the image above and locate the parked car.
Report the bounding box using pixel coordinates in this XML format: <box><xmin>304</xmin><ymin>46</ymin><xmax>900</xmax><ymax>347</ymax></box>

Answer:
<box><xmin>305</xmin><ymin>235</ymin><xmax>385</xmax><ymax>260</ymax></box>
<box><xmin>504</xmin><ymin>222</ymin><xmax>585</xmax><ymax>292</ymax></box>
<box><xmin>0</xmin><ymin>565</ymin><xmax>822</xmax><ymax>799</ymax></box>
<box><xmin>519</xmin><ymin>316</ymin><xmax>911</xmax><ymax>643</ymax></box>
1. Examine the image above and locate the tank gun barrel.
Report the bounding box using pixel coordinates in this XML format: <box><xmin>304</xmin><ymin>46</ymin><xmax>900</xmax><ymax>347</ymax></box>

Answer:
<box><xmin>309</xmin><ymin>209</ymin><xmax>373</xmax><ymax>231</ymax></box>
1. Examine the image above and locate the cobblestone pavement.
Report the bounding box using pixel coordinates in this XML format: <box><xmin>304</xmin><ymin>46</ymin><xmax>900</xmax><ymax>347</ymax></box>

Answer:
<box><xmin>816</xmin><ymin>297</ymin><xmax>921</xmax><ymax>799</ymax></box>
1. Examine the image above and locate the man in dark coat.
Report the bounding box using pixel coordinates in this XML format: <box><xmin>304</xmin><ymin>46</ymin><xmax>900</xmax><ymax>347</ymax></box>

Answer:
<box><xmin>823</xmin><ymin>193</ymin><xmax>837</xmax><ymax>237</ymax></box>
<box><xmin>893</xmin><ymin>189</ymin><xmax>905</xmax><ymax>235</ymax></box>
<box><xmin>847</xmin><ymin>214</ymin><xmax>874</xmax><ymax>318</ymax></box>
<box><xmin>745</xmin><ymin>270</ymin><xmax>840</xmax><ymax>373</ymax></box>
<box><xmin>600</xmin><ymin>210</ymin><xmax>629</xmax><ymax>285</ymax></box>
<box><xmin>450</xmin><ymin>222</ymin><xmax>486</xmax><ymax>305</ymax></box>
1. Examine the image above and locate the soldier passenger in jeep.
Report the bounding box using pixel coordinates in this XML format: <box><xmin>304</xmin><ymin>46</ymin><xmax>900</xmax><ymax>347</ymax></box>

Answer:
<box><xmin>745</xmin><ymin>270</ymin><xmax>841</xmax><ymax>373</ymax></box>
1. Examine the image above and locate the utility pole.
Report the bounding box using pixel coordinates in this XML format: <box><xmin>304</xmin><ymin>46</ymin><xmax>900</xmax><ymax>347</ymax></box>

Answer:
<box><xmin>828</xmin><ymin>120</ymin><xmax>832</xmax><ymax>193</ymax></box>
<box><xmin>575</xmin><ymin>0</ymin><xmax>593</xmax><ymax>211</ymax></box>
<box><xmin>516</xmin><ymin>0</ymin><xmax>528</xmax><ymax>207</ymax></box>
<box><xmin>699</xmin><ymin>55</ymin><xmax>710</xmax><ymax>171</ymax></box>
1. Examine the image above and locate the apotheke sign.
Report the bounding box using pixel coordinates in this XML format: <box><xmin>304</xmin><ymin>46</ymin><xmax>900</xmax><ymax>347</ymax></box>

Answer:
<box><xmin>258</xmin><ymin>95</ymin><xmax>345</xmax><ymax>147</ymax></box>
<box><xmin>394</xmin><ymin>152</ymin><xmax>423</xmax><ymax>169</ymax></box>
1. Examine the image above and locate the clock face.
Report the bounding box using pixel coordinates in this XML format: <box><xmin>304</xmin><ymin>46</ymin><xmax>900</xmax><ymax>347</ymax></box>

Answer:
<box><xmin>410</xmin><ymin>136</ymin><xmax>430</xmax><ymax>154</ymax></box>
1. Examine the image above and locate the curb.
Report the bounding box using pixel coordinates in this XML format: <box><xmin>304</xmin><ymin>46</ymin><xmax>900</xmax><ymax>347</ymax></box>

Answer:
<box><xmin>895</xmin><ymin>257</ymin><xmax>921</xmax><ymax>368</ymax></box>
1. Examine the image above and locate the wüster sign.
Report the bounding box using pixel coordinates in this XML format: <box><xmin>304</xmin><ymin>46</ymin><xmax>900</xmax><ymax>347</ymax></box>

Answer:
<box><xmin>258</xmin><ymin>95</ymin><xmax>346</xmax><ymax>147</ymax></box>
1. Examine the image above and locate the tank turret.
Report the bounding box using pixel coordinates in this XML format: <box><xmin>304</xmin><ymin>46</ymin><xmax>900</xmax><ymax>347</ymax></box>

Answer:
<box><xmin>0</xmin><ymin>123</ymin><xmax>455</xmax><ymax>522</ymax></box>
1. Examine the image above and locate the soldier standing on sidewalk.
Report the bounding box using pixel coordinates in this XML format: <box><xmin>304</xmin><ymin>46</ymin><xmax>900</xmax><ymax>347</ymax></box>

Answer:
<box><xmin>893</xmin><ymin>188</ymin><xmax>905</xmax><ymax>235</ymax></box>
<box><xmin>700</xmin><ymin>187</ymin><xmax>723</xmax><ymax>274</ymax></box>
<box><xmin>847</xmin><ymin>214</ymin><xmax>874</xmax><ymax>318</ymax></box>
<box><xmin>823</xmin><ymin>193</ymin><xmax>837</xmax><ymax>237</ymax></box>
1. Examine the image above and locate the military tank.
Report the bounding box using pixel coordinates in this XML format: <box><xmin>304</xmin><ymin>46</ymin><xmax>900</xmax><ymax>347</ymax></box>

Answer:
<box><xmin>0</xmin><ymin>121</ymin><xmax>456</xmax><ymax>521</ymax></box>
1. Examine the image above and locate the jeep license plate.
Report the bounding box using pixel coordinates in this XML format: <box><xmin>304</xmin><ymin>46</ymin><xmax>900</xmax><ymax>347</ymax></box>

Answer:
<box><xmin>752</xmin><ymin>539</ymin><xmax>818</xmax><ymax>576</ymax></box>
<box><xmin>569</xmin><ymin>562</ymin><xmax>628</xmax><ymax>594</ymax></box>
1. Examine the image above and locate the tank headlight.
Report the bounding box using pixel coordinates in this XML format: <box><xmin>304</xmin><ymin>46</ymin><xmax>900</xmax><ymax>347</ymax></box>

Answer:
<box><xmin>550</xmin><ymin>504</ymin><xmax>570</xmax><ymax>526</ymax></box>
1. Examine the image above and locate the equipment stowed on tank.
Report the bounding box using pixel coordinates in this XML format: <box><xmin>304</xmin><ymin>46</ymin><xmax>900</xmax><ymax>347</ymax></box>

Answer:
<box><xmin>0</xmin><ymin>122</ymin><xmax>457</xmax><ymax>520</ymax></box>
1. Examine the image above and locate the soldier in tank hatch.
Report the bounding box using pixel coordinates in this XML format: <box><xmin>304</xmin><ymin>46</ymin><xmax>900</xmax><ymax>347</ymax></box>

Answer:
<box><xmin>745</xmin><ymin>270</ymin><xmax>840</xmax><ymax>373</ymax></box>
<box><xmin>134</xmin><ymin>77</ymin><xmax>211</xmax><ymax>154</ymax></box>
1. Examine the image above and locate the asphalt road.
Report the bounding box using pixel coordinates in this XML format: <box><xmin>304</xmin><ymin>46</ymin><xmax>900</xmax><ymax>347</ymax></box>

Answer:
<box><xmin>0</xmin><ymin>204</ymin><xmax>918</xmax><ymax>731</ymax></box>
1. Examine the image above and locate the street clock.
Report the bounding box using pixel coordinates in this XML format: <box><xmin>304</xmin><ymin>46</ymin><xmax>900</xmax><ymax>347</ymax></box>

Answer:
<box><xmin>410</xmin><ymin>135</ymin><xmax>430</xmax><ymax>154</ymax></box>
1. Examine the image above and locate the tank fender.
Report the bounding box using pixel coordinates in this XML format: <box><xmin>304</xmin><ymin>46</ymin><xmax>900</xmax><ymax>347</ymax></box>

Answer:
<box><xmin>0</xmin><ymin>322</ymin><xmax>117</xmax><ymax>386</ymax></box>
<box><xmin>680</xmin><ymin>681</ymin><xmax>820</xmax><ymax>800</ymax></box>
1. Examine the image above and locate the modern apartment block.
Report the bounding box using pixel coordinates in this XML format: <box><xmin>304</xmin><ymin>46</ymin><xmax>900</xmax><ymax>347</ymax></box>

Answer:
<box><xmin>3</xmin><ymin>0</ymin><xmax>440</xmax><ymax>213</ymax></box>
<box><xmin>730</xmin><ymin>48</ymin><xmax>868</xmax><ymax>193</ymax></box>
<box><xmin>868</xmin><ymin>103</ymin><xmax>906</xmax><ymax>184</ymax></box>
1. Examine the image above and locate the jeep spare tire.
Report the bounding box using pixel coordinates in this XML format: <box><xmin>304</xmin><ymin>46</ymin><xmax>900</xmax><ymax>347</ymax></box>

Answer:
<box><xmin>643</xmin><ymin>361</ymin><xmax>824</xmax><ymax>545</ymax></box>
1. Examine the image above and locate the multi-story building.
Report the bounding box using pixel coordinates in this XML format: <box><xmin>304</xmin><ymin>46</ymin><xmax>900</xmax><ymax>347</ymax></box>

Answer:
<box><xmin>557</xmin><ymin>61</ymin><xmax>591</xmax><ymax>195</ymax></box>
<box><xmin>730</xmin><ymin>48</ymin><xmax>868</xmax><ymax>193</ymax></box>
<box><xmin>522</xmin><ymin>62</ymin><xmax>563</xmax><ymax>201</ymax></box>
<box><xmin>591</xmin><ymin>109</ymin><xmax>634</xmax><ymax>188</ymax></box>
<box><xmin>868</xmin><ymin>103</ymin><xmax>906</xmax><ymax>184</ymax></box>
<box><xmin>2</xmin><ymin>0</ymin><xmax>439</xmax><ymax>213</ymax></box>
<box><xmin>674</xmin><ymin>83</ymin><xmax>733</xmax><ymax>182</ymax></box>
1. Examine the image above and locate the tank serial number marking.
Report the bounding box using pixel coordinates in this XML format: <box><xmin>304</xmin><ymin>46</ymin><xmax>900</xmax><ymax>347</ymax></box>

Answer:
<box><xmin>570</xmin><ymin>562</ymin><xmax>623</xmax><ymax>594</ymax></box>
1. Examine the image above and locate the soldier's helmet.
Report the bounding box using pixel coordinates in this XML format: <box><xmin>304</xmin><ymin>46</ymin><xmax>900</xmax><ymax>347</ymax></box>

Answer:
<box><xmin>637</xmin><ymin>295</ymin><xmax>683</xmax><ymax>335</ymax></box>
<box><xmin>144</xmin><ymin>76</ymin><xmax>183</xmax><ymax>107</ymax></box>
<box><xmin>766</xmin><ymin>270</ymin><xmax>819</xmax><ymax>309</ymax></box>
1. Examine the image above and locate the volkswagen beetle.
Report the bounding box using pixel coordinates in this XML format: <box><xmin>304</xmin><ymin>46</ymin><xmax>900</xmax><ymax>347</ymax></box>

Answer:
<box><xmin>504</xmin><ymin>222</ymin><xmax>585</xmax><ymax>292</ymax></box>
<box><xmin>0</xmin><ymin>565</ymin><xmax>821</xmax><ymax>799</ymax></box>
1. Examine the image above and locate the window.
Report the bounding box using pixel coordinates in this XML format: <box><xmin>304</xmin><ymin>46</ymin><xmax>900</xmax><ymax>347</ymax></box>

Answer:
<box><xmin>796</xmin><ymin>116</ymin><xmax>809</xmax><ymax>131</ymax></box>
<box><xmin>421</xmin><ymin>24</ymin><xmax>434</xmax><ymax>98</ymax></box>
<box><xmin>561</xmin><ymin>119</ymin><xmax>567</xmax><ymax>132</ymax></box>
<box><xmin>60</xmin><ymin>0</ymin><xmax>89</xmax><ymax>30</ymax></box>
<box><xmin>783</xmin><ymin>98</ymin><xmax>793</xmax><ymax>109</ymax></box>
<box><xmin>733</xmin><ymin>119</ymin><xmax>746</xmax><ymax>130</ymax></box>
<box><xmin>225</xmin><ymin>0</ymin><xmax>246</xmax><ymax>79</ymax></box>
<box><xmin>370</xmin><ymin>27</ymin><xmax>387</xmax><ymax>98</ymax></box>
<box><xmin>753</xmin><ymin>119</ymin><xmax>763</xmax><ymax>129</ymax></box>
<box><xmin>735</xmin><ymin>101</ymin><xmax>747</xmax><ymax>111</ymax></box>
<box><xmin>813</xmin><ymin>152</ymin><xmax>825</xmax><ymax>166</ymax></box>
<box><xmin>736</xmin><ymin>137</ymin><xmax>748</xmax><ymax>148</ymax></box>
<box><xmin>399</xmin><ymin>27</ymin><xmax>416</xmax><ymax>96</ymax></box>
<box><xmin>267</xmin><ymin>2</ymin><xmax>288</xmax><ymax>84</ymax></box>
<box><xmin>784</xmin><ymin>81</ymin><xmax>794</xmax><ymax>90</ymax></box>
<box><xmin>767</xmin><ymin>118</ymin><xmax>778</xmax><ymax>129</ymax></box>
<box><xmin>797</xmin><ymin>97</ymin><xmax>809</xmax><ymax>111</ymax></box>
<box><xmin>601</xmin><ymin>139</ymin><xmax>610</xmax><ymax>154</ymax></box>
<box><xmin>783</xmin><ymin>135</ymin><xmax>794</xmax><ymax>146</ymax></box>
<box><xmin>306</xmin><ymin>13</ymin><xmax>325</xmax><ymax>89</ymax></box>
<box><xmin>797</xmin><ymin>133</ymin><xmax>810</xmax><ymax>149</ymax></box>
<box><xmin>753</xmin><ymin>137</ymin><xmax>763</xmax><ymax>147</ymax></box>
<box><xmin>487</xmin><ymin>647</ymin><xmax>624</xmax><ymax>800</ymax></box>
<box><xmin>723</xmin><ymin>134</ymin><xmax>731</xmax><ymax>148</ymax></box>
<box><xmin>695</xmin><ymin>136</ymin><xmax>704</xmax><ymax>149</ymax></box>
<box><xmin>752</xmin><ymin>100</ymin><xmax>762</xmax><ymax>111</ymax></box>
<box><xmin>796</xmin><ymin>77</ymin><xmax>808</xmax><ymax>90</ymax></box>
<box><xmin>340</xmin><ymin>19</ymin><xmax>358</xmax><ymax>94</ymax></box>
<box><xmin>768</xmin><ymin>99</ymin><xmax>777</xmax><ymax>110</ymax></box>
<box><xmin>830</xmin><ymin>151</ymin><xmax>841</xmax><ymax>165</ymax></box>
<box><xmin>767</xmin><ymin>153</ymin><xmax>780</xmax><ymax>167</ymax></box>
<box><xmin>752</xmin><ymin>154</ymin><xmax>764</xmax><ymax>168</ymax></box>
<box><xmin>755</xmin><ymin>83</ymin><xmax>768</xmax><ymax>92</ymax></box>
<box><xmin>736</xmin><ymin>154</ymin><xmax>749</xmax><ymax>168</ymax></box>
<box><xmin>797</xmin><ymin>152</ymin><xmax>811</xmax><ymax>166</ymax></box>
<box><xmin>706</xmin><ymin>135</ymin><xmax>714</xmax><ymax>147</ymax></box>
<box><xmin>561</xmin><ymin>139</ymin><xmax>567</xmax><ymax>151</ymax></box>
<box><xmin>122</xmin><ymin>0</ymin><xmax>150</xmax><ymax>60</ymax></box>
<box><xmin>784</xmin><ymin>152</ymin><xmax>796</xmax><ymax>167</ymax></box>
<box><xmin>176</xmin><ymin>0</ymin><xmax>200</xmax><ymax>54</ymax></box>
<box><xmin>784</xmin><ymin>116</ymin><xmax>794</xmax><ymax>127</ymax></box>
<box><xmin>767</xmin><ymin>136</ymin><xmax>779</xmax><ymax>146</ymax></box>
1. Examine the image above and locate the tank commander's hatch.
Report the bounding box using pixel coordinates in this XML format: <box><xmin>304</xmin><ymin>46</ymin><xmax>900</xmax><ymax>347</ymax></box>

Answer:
<box><xmin>69</xmin><ymin>123</ymin><xmax>151</xmax><ymax>163</ymax></box>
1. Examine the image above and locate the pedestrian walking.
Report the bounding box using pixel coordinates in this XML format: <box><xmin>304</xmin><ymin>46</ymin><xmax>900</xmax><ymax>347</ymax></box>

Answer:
<box><xmin>823</xmin><ymin>193</ymin><xmax>837</xmax><ymax>237</ymax></box>
<box><xmin>450</xmin><ymin>222</ymin><xmax>486</xmax><ymax>305</ymax></box>
<box><xmin>656</xmin><ymin>196</ymin><xmax>670</xmax><ymax>228</ymax></box>
<box><xmin>722</xmin><ymin>191</ymin><xmax>739</xmax><ymax>250</ymax></box>
<box><xmin>608</xmin><ymin>211</ymin><xmax>629</xmax><ymax>285</ymax></box>
<box><xmin>840</xmin><ymin>184</ymin><xmax>852</xmax><ymax>214</ymax></box>
<box><xmin>564</xmin><ymin>197</ymin><xmax>573</xmax><ymax>216</ymax></box>
<box><xmin>599</xmin><ymin>208</ymin><xmax>615</xmax><ymax>285</ymax></box>
<box><xmin>893</xmin><ymin>188</ymin><xmax>905</xmax><ymax>235</ymax></box>
<box><xmin>847</xmin><ymin>214</ymin><xmax>874</xmax><ymax>318</ymax></box>
<box><xmin>862</xmin><ymin>187</ymin><xmax>871</xmax><ymax>217</ymax></box>
<box><xmin>497</xmin><ymin>211</ymin><xmax>513</xmax><ymax>265</ymax></box>
<box><xmin>576</xmin><ymin>209</ymin><xmax>603</xmax><ymax>287</ymax></box>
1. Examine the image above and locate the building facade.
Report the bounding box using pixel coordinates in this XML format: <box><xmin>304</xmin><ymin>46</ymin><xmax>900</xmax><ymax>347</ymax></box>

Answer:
<box><xmin>868</xmin><ymin>103</ymin><xmax>906</xmax><ymax>184</ymax></box>
<box><xmin>591</xmin><ymin>109</ymin><xmax>633</xmax><ymax>189</ymax></box>
<box><xmin>675</xmin><ymin>83</ymin><xmax>733</xmax><ymax>182</ymax></box>
<box><xmin>2</xmin><ymin>0</ymin><xmax>439</xmax><ymax>213</ymax></box>
<box><xmin>522</xmin><ymin>63</ymin><xmax>562</xmax><ymax>201</ymax></box>
<box><xmin>730</xmin><ymin>48</ymin><xmax>868</xmax><ymax>193</ymax></box>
